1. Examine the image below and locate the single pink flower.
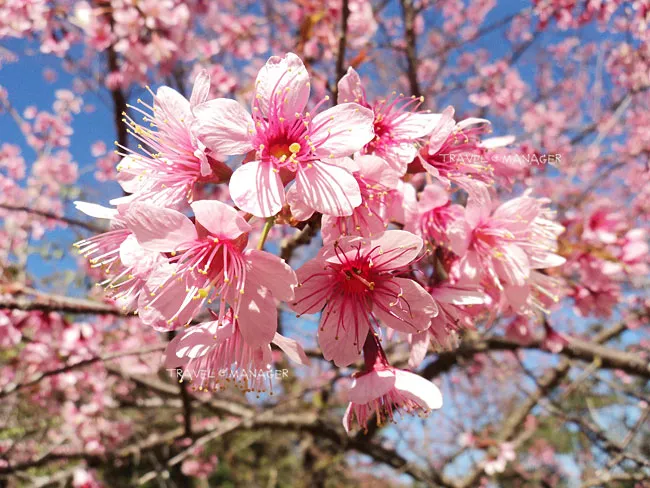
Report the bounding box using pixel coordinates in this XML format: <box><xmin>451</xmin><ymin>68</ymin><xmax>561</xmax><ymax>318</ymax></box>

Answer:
<box><xmin>193</xmin><ymin>53</ymin><xmax>375</xmax><ymax>218</ymax></box>
<box><xmin>343</xmin><ymin>335</ymin><xmax>442</xmax><ymax>433</ymax></box>
<box><xmin>114</xmin><ymin>70</ymin><xmax>231</xmax><ymax>209</ymax></box>
<box><xmin>453</xmin><ymin>191</ymin><xmax>565</xmax><ymax>309</ymax></box>
<box><xmin>124</xmin><ymin>200</ymin><xmax>297</xmax><ymax>346</ymax></box>
<box><xmin>291</xmin><ymin>230</ymin><xmax>437</xmax><ymax>366</ymax></box>
<box><xmin>337</xmin><ymin>67</ymin><xmax>442</xmax><ymax>175</ymax></box>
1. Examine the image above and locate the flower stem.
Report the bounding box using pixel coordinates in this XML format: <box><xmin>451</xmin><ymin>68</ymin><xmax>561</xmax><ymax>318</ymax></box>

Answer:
<box><xmin>257</xmin><ymin>216</ymin><xmax>275</xmax><ymax>250</ymax></box>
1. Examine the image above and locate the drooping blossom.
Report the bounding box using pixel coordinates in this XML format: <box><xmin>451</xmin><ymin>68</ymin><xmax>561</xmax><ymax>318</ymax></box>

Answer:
<box><xmin>291</xmin><ymin>230</ymin><xmax>437</xmax><ymax>366</ymax></box>
<box><xmin>165</xmin><ymin>309</ymin><xmax>309</xmax><ymax>393</ymax></box>
<box><xmin>193</xmin><ymin>53</ymin><xmax>375</xmax><ymax>218</ymax></box>
<box><xmin>124</xmin><ymin>200</ymin><xmax>297</xmax><ymax>346</ymax></box>
<box><xmin>337</xmin><ymin>67</ymin><xmax>441</xmax><ymax>175</ymax></box>
<box><xmin>114</xmin><ymin>70</ymin><xmax>232</xmax><ymax>209</ymax></box>
<box><xmin>343</xmin><ymin>334</ymin><xmax>443</xmax><ymax>433</ymax></box>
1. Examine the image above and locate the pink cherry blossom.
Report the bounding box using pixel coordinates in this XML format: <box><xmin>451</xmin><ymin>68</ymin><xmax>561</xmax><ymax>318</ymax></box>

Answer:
<box><xmin>125</xmin><ymin>200</ymin><xmax>296</xmax><ymax>346</ymax></box>
<box><xmin>343</xmin><ymin>334</ymin><xmax>442</xmax><ymax>433</ymax></box>
<box><xmin>193</xmin><ymin>53</ymin><xmax>375</xmax><ymax>218</ymax></box>
<box><xmin>338</xmin><ymin>67</ymin><xmax>441</xmax><ymax>175</ymax></box>
<box><xmin>291</xmin><ymin>230</ymin><xmax>437</xmax><ymax>366</ymax></box>
<box><xmin>115</xmin><ymin>70</ymin><xmax>232</xmax><ymax>208</ymax></box>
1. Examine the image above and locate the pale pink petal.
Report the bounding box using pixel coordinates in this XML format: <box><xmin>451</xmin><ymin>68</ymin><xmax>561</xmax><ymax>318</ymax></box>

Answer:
<box><xmin>124</xmin><ymin>203</ymin><xmax>197</xmax><ymax>252</ymax></box>
<box><xmin>372</xmin><ymin>277</ymin><xmax>436</xmax><ymax>333</ymax></box>
<box><xmin>336</xmin><ymin>67</ymin><xmax>365</xmax><ymax>104</ymax></box>
<box><xmin>355</xmin><ymin>154</ymin><xmax>400</xmax><ymax>188</ymax></box>
<box><xmin>236</xmin><ymin>286</ymin><xmax>277</xmax><ymax>348</ymax></box>
<box><xmin>481</xmin><ymin>135</ymin><xmax>515</xmax><ymax>149</ymax></box>
<box><xmin>115</xmin><ymin>155</ymin><xmax>147</xmax><ymax>193</ymax></box>
<box><xmin>190</xmin><ymin>70</ymin><xmax>211</xmax><ymax>108</ymax></box>
<box><xmin>191</xmin><ymin>200</ymin><xmax>251</xmax><ymax>239</ymax></box>
<box><xmin>73</xmin><ymin>201</ymin><xmax>118</xmax><ymax>220</ymax></box>
<box><xmin>427</xmin><ymin>106</ymin><xmax>456</xmax><ymax>155</ymax></box>
<box><xmin>286</xmin><ymin>184</ymin><xmax>315</xmax><ymax>222</ymax></box>
<box><xmin>348</xmin><ymin>369</ymin><xmax>396</xmax><ymax>404</ymax></box>
<box><xmin>368</xmin><ymin>230</ymin><xmax>423</xmax><ymax>270</ymax></box>
<box><xmin>229</xmin><ymin>160</ymin><xmax>285</xmax><ymax>218</ymax></box>
<box><xmin>255</xmin><ymin>52</ymin><xmax>310</xmax><ymax>118</ymax></box>
<box><xmin>244</xmin><ymin>249</ymin><xmax>297</xmax><ymax>301</ymax></box>
<box><xmin>408</xmin><ymin>331</ymin><xmax>430</xmax><ymax>368</ymax></box>
<box><xmin>311</xmin><ymin>103</ymin><xmax>375</xmax><ymax>157</ymax></box>
<box><xmin>456</xmin><ymin>117</ymin><xmax>491</xmax><ymax>131</ymax></box>
<box><xmin>342</xmin><ymin>404</ymin><xmax>354</xmax><ymax>433</ymax></box>
<box><xmin>318</xmin><ymin>297</ymin><xmax>369</xmax><ymax>367</ymax></box>
<box><xmin>417</xmin><ymin>183</ymin><xmax>449</xmax><ymax>213</ymax></box>
<box><xmin>272</xmin><ymin>333</ymin><xmax>310</xmax><ymax>365</ymax></box>
<box><xmin>394</xmin><ymin>370</ymin><xmax>443</xmax><ymax>409</ymax></box>
<box><xmin>393</xmin><ymin>112</ymin><xmax>442</xmax><ymax>139</ymax></box>
<box><xmin>192</xmin><ymin>99</ymin><xmax>254</xmax><ymax>156</ymax></box>
<box><xmin>493</xmin><ymin>244</ymin><xmax>530</xmax><ymax>287</ymax></box>
<box><xmin>165</xmin><ymin>320</ymin><xmax>235</xmax><ymax>368</ymax></box>
<box><xmin>155</xmin><ymin>86</ymin><xmax>191</xmax><ymax>122</ymax></box>
<box><xmin>295</xmin><ymin>160</ymin><xmax>361</xmax><ymax>216</ymax></box>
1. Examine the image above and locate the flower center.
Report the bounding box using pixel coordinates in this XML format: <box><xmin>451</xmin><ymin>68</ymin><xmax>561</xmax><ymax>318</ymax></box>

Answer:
<box><xmin>339</xmin><ymin>262</ymin><xmax>375</xmax><ymax>294</ymax></box>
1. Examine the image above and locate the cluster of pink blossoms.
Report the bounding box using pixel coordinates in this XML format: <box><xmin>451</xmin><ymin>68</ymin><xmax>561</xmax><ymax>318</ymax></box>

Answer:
<box><xmin>76</xmin><ymin>53</ymin><xmax>566</xmax><ymax>432</ymax></box>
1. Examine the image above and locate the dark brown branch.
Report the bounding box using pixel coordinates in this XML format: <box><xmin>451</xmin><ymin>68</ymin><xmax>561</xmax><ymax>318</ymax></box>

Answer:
<box><xmin>0</xmin><ymin>204</ymin><xmax>105</xmax><ymax>233</ymax></box>
<box><xmin>334</xmin><ymin>0</ymin><xmax>350</xmax><ymax>97</ymax></box>
<box><xmin>399</xmin><ymin>0</ymin><xmax>421</xmax><ymax>98</ymax></box>
<box><xmin>0</xmin><ymin>292</ymin><xmax>125</xmax><ymax>316</ymax></box>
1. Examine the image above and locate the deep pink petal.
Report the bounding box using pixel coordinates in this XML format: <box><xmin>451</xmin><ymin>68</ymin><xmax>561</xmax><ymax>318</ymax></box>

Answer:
<box><xmin>290</xmin><ymin>257</ymin><xmax>332</xmax><ymax>315</ymax></box>
<box><xmin>372</xmin><ymin>277</ymin><xmax>436</xmax><ymax>333</ymax></box>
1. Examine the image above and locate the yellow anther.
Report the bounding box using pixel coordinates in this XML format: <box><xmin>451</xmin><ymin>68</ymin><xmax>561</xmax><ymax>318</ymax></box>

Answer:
<box><xmin>289</xmin><ymin>142</ymin><xmax>301</xmax><ymax>153</ymax></box>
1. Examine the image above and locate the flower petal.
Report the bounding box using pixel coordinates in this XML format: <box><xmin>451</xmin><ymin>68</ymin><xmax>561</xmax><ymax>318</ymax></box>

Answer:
<box><xmin>318</xmin><ymin>297</ymin><xmax>369</xmax><ymax>367</ymax></box>
<box><xmin>229</xmin><ymin>160</ymin><xmax>285</xmax><ymax>218</ymax></box>
<box><xmin>291</xmin><ymin>257</ymin><xmax>332</xmax><ymax>315</ymax></box>
<box><xmin>336</xmin><ymin>67</ymin><xmax>365</xmax><ymax>104</ymax></box>
<box><xmin>74</xmin><ymin>201</ymin><xmax>118</xmax><ymax>220</ymax></box>
<box><xmin>244</xmin><ymin>249</ymin><xmax>297</xmax><ymax>301</ymax></box>
<box><xmin>192</xmin><ymin>98</ymin><xmax>254</xmax><ymax>156</ymax></box>
<box><xmin>394</xmin><ymin>370</ymin><xmax>443</xmax><ymax>409</ymax></box>
<box><xmin>236</xmin><ymin>286</ymin><xmax>277</xmax><ymax>348</ymax></box>
<box><xmin>311</xmin><ymin>103</ymin><xmax>375</xmax><ymax>157</ymax></box>
<box><xmin>124</xmin><ymin>202</ymin><xmax>197</xmax><ymax>252</ymax></box>
<box><xmin>272</xmin><ymin>333</ymin><xmax>310</xmax><ymax>365</ymax></box>
<box><xmin>368</xmin><ymin>230</ymin><xmax>423</xmax><ymax>270</ymax></box>
<box><xmin>190</xmin><ymin>70</ymin><xmax>211</xmax><ymax>108</ymax></box>
<box><xmin>295</xmin><ymin>160</ymin><xmax>361</xmax><ymax>216</ymax></box>
<box><xmin>191</xmin><ymin>200</ymin><xmax>251</xmax><ymax>239</ymax></box>
<box><xmin>348</xmin><ymin>369</ymin><xmax>396</xmax><ymax>404</ymax></box>
<box><xmin>255</xmin><ymin>52</ymin><xmax>310</xmax><ymax>118</ymax></box>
